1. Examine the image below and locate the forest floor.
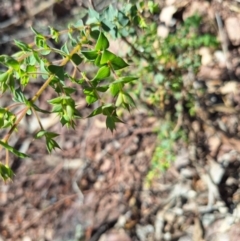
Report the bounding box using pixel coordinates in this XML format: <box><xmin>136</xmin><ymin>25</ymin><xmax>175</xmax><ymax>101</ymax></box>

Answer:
<box><xmin>1</xmin><ymin>0</ymin><xmax>240</xmax><ymax>241</ymax></box>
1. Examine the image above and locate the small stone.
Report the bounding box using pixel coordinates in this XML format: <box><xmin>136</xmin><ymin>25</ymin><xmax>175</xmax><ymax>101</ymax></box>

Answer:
<box><xmin>214</xmin><ymin>50</ymin><xmax>226</xmax><ymax>65</ymax></box>
<box><xmin>208</xmin><ymin>136</ymin><xmax>221</xmax><ymax>156</ymax></box>
<box><xmin>188</xmin><ymin>190</ymin><xmax>197</xmax><ymax>199</ymax></box>
<box><xmin>163</xmin><ymin>232</ymin><xmax>171</xmax><ymax>240</ymax></box>
<box><xmin>225</xmin><ymin>17</ymin><xmax>240</xmax><ymax>46</ymax></box>
<box><xmin>219</xmin><ymin>206</ymin><xmax>228</xmax><ymax>214</ymax></box>
<box><xmin>180</xmin><ymin>168</ymin><xmax>196</xmax><ymax>178</ymax></box>
<box><xmin>208</xmin><ymin>159</ymin><xmax>225</xmax><ymax>184</ymax></box>
<box><xmin>202</xmin><ymin>213</ymin><xmax>215</xmax><ymax>227</ymax></box>
<box><xmin>199</xmin><ymin>47</ymin><xmax>213</xmax><ymax>66</ymax></box>
<box><xmin>164</xmin><ymin>211</ymin><xmax>176</xmax><ymax>223</ymax></box>
<box><xmin>22</xmin><ymin>237</ymin><xmax>32</xmax><ymax>241</ymax></box>
<box><xmin>159</xmin><ymin>6</ymin><xmax>177</xmax><ymax>26</ymax></box>
<box><xmin>226</xmin><ymin>177</ymin><xmax>238</xmax><ymax>186</ymax></box>
<box><xmin>157</xmin><ymin>25</ymin><xmax>169</xmax><ymax>38</ymax></box>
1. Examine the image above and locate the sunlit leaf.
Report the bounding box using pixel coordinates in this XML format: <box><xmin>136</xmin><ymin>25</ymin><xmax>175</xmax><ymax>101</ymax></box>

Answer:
<box><xmin>95</xmin><ymin>32</ymin><xmax>109</xmax><ymax>51</ymax></box>
<box><xmin>100</xmin><ymin>50</ymin><xmax>116</xmax><ymax>64</ymax></box>
<box><xmin>14</xmin><ymin>40</ymin><xmax>31</xmax><ymax>51</ymax></box>
<box><xmin>0</xmin><ymin>72</ymin><xmax>10</xmax><ymax>83</ymax></box>
<box><xmin>0</xmin><ymin>164</ymin><xmax>14</xmax><ymax>181</ymax></box>
<box><xmin>112</xmin><ymin>76</ymin><xmax>138</xmax><ymax>84</ymax></box>
<box><xmin>83</xmin><ymin>88</ymin><xmax>98</xmax><ymax>104</ymax></box>
<box><xmin>0</xmin><ymin>141</ymin><xmax>29</xmax><ymax>158</ymax></box>
<box><xmin>48</xmin><ymin>96</ymin><xmax>63</xmax><ymax>104</ymax></box>
<box><xmin>92</xmin><ymin>66</ymin><xmax>110</xmax><ymax>85</ymax></box>
<box><xmin>100</xmin><ymin>50</ymin><xmax>128</xmax><ymax>70</ymax></box>
<box><xmin>81</xmin><ymin>50</ymin><xmax>98</xmax><ymax>60</ymax></box>
<box><xmin>111</xmin><ymin>56</ymin><xmax>129</xmax><ymax>70</ymax></box>
<box><xmin>110</xmin><ymin>83</ymin><xmax>122</xmax><ymax>96</ymax></box>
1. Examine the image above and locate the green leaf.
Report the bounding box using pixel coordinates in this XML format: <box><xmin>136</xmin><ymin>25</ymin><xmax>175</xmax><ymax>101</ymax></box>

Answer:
<box><xmin>123</xmin><ymin>92</ymin><xmax>135</xmax><ymax>107</ymax></box>
<box><xmin>101</xmin><ymin>20</ymin><xmax>115</xmax><ymax>33</ymax></box>
<box><xmin>35</xmin><ymin>130</ymin><xmax>47</xmax><ymax>138</ymax></box>
<box><xmin>92</xmin><ymin>66</ymin><xmax>110</xmax><ymax>84</ymax></box>
<box><xmin>48</xmin><ymin>65</ymin><xmax>65</xmax><ymax>80</ymax></box>
<box><xmin>81</xmin><ymin>50</ymin><xmax>98</xmax><ymax>60</ymax></box>
<box><xmin>94</xmin><ymin>54</ymin><xmax>102</xmax><ymax>67</ymax></box>
<box><xmin>100</xmin><ymin>50</ymin><xmax>116</xmax><ymax>64</ymax></box>
<box><xmin>86</xmin><ymin>8</ymin><xmax>100</xmax><ymax>24</ymax></box>
<box><xmin>116</xmin><ymin>92</ymin><xmax>124</xmax><ymax>106</ymax></box>
<box><xmin>85</xmin><ymin>94</ymin><xmax>98</xmax><ymax>104</ymax></box>
<box><xmin>109</xmin><ymin>83</ymin><xmax>122</xmax><ymax>96</ymax></box>
<box><xmin>0</xmin><ymin>71</ymin><xmax>14</xmax><ymax>93</ymax></box>
<box><xmin>49</xmin><ymin>26</ymin><xmax>59</xmax><ymax>42</ymax></box>
<box><xmin>14</xmin><ymin>40</ymin><xmax>31</xmax><ymax>51</ymax></box>
<box><xmin>87</xmin><ymin>106</ymin><xmax>103</xmax><ymax>117</ymax></box>
<box><xmin>111</xmin><ymin>56</ymin><xmax>129</xmax><ymax>70</ymax></box>
<box><xmin>36</xmin><ymin>130</ymin><xmax>59</xmax><ymax>139</ymax></box>
<box><xmin>31</xmin><ymin>27</ymin><xmax>41</xmax><ymax>35</ymax></box>
<box><xmin>100</xmin><ymin>50</ymin><xmax>129</xmax><ymax>70</ymax></box>
<box><xmin>26</xmin><ymin>65</ymin><xmax>37</xmax><ymax>78</ymax></box>
<box><xmin>118</xmin><ymin>11</ymin><xmax>129</xmax><ymax>26</ymax></box>
<box><xmin>72</xmin><ymin>19</ymin><xmax>84</xmax><ymax>28</ymax></box>
<box><xmin>68</xmin><ymin>33</ymin><xmax>78</xmax><ymax>46</ymax></box>
<box><xmin>13</xmin><ymin>88</ymin><xmax>28</xmax><ymax>103</ymax></box>
<box><xmin>106</xmin><ymin>116</ymin><xmax>116</xmax><ymax>132</ymax></box>
<box><xmin>88</xmin><ymin>8</ymin><xmax>100</xmax><ymax>19</ymax></box>
<box><xmin>35</xmin><ymin>35</ymin><xmax>48</xmax><ymax>49</ymax></box>
<box><xmin>32</xmin><ymin>51</ymin><xmax>41</xmax><ymax>63</ymax></box>
<box><xmin>61</xmin><ymin>42</ymin><xmax>69</xmax><ymax>54</ymax></box>
<box><xmin>63</xmin><ymin>87</ymin><xmax>76</xmax><ymax>95</ymax></box>
<box><xmin>95</xmin><ymin>32</ymin><xmax>109</xmax><ymax>51</ymax></box>
<box><xmin>46</xmin><ymin>138</ymin><xmax>61</xmax><ymax>153</ymax></box>
<box><xmin>112</xmin><ymin>76</ymin><xmax>138</xmax><ymax>84</ymax></box>
<box><xmin>0</xmin><ymin>56</ymin><xmax>20</xmax><ymax>70</ymax></box>
<box><xmin>148</xmin><ymin>1</ymin><xmax>160</xmax><ymax>14</ymax></box>
<box><xmin>0</xmin><ymin>108</ymin><xmax>16</xmax><ymax>128</ymax></box>
<box><xmin>0</xmin><ymin>141</ymin><xmax>29</xmax><ymax>158</ymax></box>
<box><xmin>83</xmin><ymin>88</ymin><xmax>98</xmax><ymax>104</ymax></box>
<box><xmin>90</xmin><ymin>30</ymin><xmax>100</xmax><ymax>40</ymax></box>
<box><xmin>52</xmin><ymin>104</ymin><xmax>62</xmax><ymax>113</ymax></box>
<box><xmin>0</xmin><ymin>164</ymin><xmax>14</xmax><ymax>181</ymax></box>
<box><xmin>103</xmin><ymin>5</ymin><xmax>118</xmax><ymax>21</ymax></box>
<box><xmin>48</xmin><ymin>96</ymin><xmax>63</xmax><ymax>104</ymax></box>
<box><xmin>71</xmin><ymin>53</ymin><xmax>83</xmax><ymax>65</ymax></box>
<box><xmin>32</xmin><ymin>104</ymin><xmax>51</xmax><ymax>114</ymax></box>
<box><xmin>102</xmin><ymin>104</ymin><xmax>116</xmax><ymax>116</ymax></box>
<box><xmin>35</xmin><ymin>131</ymin><xmax>60</xmax><ymax>152</ymax></box>
<box><xmin>20</xmin><ymin>74</ymin><xmax>30</xmax><ymax>86</ymax></box>
<box><xmin>40</xmin><ymin>60</ymin><xmax>49</xmax><ymax>79</ymax></box>
<box><xmin>96</xmin><ymin>86</ymin><xmax>109</xmax><ymax>92</ymax></box>
<box><xmin>0</xmin><ymin>71</ymin><xmax>10</xmax><ymax>83</ymax></box>
<box><xmin>0</xmin><ymin>109</ymin><xmax>4</xmax><ymax>127</ymax></box>
<box><xmin>106</xmin><ymin>115</ymin><xmax>123</xmax><ymax>132</ymax></box>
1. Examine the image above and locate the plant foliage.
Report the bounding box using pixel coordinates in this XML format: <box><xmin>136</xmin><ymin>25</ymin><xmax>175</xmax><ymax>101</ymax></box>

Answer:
<box><xmin>0</xmin><ymin>1</ymin><xmax>219</xmax><ymax>182</ymax></box>
<box><xmin>0</xmin><ymin>2</ymin><xmax>153</xmax><ymax>181</ymax></box>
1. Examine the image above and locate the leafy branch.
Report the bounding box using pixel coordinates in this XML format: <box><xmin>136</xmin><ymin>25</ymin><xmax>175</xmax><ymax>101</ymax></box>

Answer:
<box><xmin>0</xmin><ymin>2</ymin><xmax>153</xmax><ymax>181</ymax></box>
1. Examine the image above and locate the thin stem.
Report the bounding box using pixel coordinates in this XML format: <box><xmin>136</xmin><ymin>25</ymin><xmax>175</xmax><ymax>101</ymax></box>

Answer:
<box><xmin>32</xmin><ymin>107</ymin><xmax>44</xmax><ymax>130</ymax></box>
<box><xmin>5</xmin><ymin>150</ymin><xmax>9</xmax><ymax>166</ymax></box>
<box><xmin>5</xmin><ymin>102</ymin><xmax>24</xmax><ymax>111</ymax></box>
